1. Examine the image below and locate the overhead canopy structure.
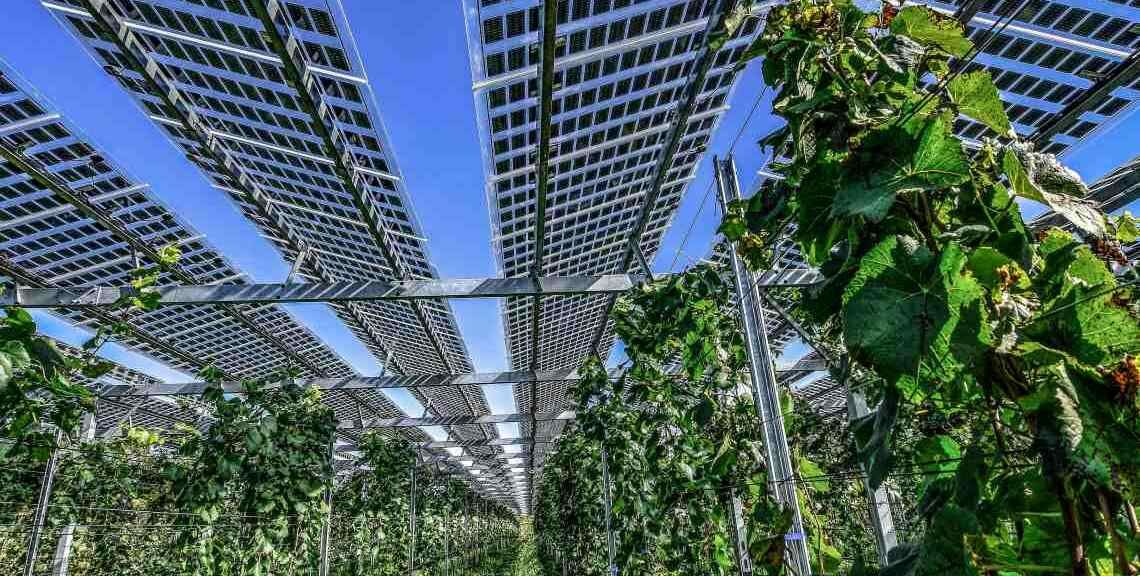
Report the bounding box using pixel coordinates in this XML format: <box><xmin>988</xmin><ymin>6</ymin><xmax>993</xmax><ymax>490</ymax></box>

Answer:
<box><xmin>10</xmin><ymin>0</ymin><xmax>1137</xmax><ymax>517</ymax></box>
<box><xmin>42</xmin><ymin>0</ymin><xmax>514</xmax><ymax>502</ymax></box>
<box><xmin>462</xmin><ymin>0</ymin><xmax>773</xmax><ymax>509</ymax></box>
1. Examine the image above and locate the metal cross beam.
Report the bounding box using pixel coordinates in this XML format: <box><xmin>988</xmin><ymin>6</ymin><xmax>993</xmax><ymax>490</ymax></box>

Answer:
<box><xmin>338</xmin><ymin>411</ymin><xmax>576</xmax><ymax>430</ymax></box>
<box><xmin>337</xmin><ymin>437</ymin><xmax>557</xmax><ymax>452</ymax></box>
<box><xmin>94</xmin><ymin>369</ymin><xmax>584</xmax><ymax>397</ymax></box>
<box><xmin>4</xmin><ymin>270</ymin><xmax>821</xmax><ymax>309</ymax></box>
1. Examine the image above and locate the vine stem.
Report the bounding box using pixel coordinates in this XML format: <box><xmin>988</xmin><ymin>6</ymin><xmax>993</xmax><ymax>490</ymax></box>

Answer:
<box><xmin>1098</xmin><ymin>490</ymin><xmax>1137</xmax><ymax>576</ymax></box>
<box><xmin>1126</xmin><ymin>501</ymin><xmax>1139</xmax><ymax>536</ymax></box>
<box><xmin>1031</xmin><ymin>413</ymin><xmax>1088</xmax><ymax>576</ymax></box>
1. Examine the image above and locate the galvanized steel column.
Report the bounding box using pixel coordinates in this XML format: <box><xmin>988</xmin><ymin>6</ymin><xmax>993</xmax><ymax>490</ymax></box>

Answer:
<box><xmin>714</xmin><ymin>155</ymin><xmax>812</xmax><ymax>575</ymax></box>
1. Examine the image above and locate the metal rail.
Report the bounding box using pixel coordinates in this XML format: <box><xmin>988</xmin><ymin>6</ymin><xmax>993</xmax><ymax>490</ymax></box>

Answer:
<box><xmin>0</xmin><ymin>259</ymin><xmax>228</xmax><ymax>378</ymax></box>
<box><xmin>96</xmin><ymin>369</ymin><xmax>582</xmax><ymax>397</ymax></box>
<box><xmin>4</xmin><ymin>271</ymin><xmax>821</xmax><ymax>309</ymax></box>
<box><xmin>716</xmin><ymin>155</ymin><xmax>812</xmax><ymax>575</ymax></box>
<box><xmin>522</xmin><ymin>0</ymin><xmax>560</xmax><ymax>511</ymax></box>
<box><xmin>339</xmin><ymin>411</ymin><xmax>576</xmax><ymax>430</ymax></box>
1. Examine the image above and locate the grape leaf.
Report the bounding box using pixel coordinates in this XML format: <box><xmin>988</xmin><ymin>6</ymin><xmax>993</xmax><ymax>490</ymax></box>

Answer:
<box><xmin>1003</xmin><ymin>146</ymin><xmax>1106</xmax><ymax>238</ymax></box>
<box><xmin>948</xmin><ymin>71</ymin><xmax>1012</xmax><ymax>137</ymax></box>
<box><xmin>842</xmin><ymin>236</ymin><xmax>989</xmax><ymax>388</ymax></box>
<box><xmin>1027</xmin><ymin>231</ymin><xmax>1140</xmax><ymax>365</ymax></box>
<box><xmin>1111</xmin><ymin>210</ymin><xmax>1138</xmax><ymax>243</ymax></box>
<box><xmin>889</xmin><ymin>6</ymin><xmax>973</xmax><ymax>58</ymax></box>
<box><xmin>832</xmin><ymin>114</ymin><xmax>969</xmax><ymax>221</ymax></box>
<box><xmin>794</xmin><ymin>153</ymin><xmax>849</xmax><ymax>265</ymax></box>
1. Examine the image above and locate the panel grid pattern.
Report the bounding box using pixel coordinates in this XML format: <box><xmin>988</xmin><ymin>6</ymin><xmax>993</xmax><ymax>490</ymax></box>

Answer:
<box><xmin>0</xmin><ymin>64</ymin><xmax>353</xmax><ymax>381</ymax></box>
<box><xmin>44</xmin><ymin>1</ymin><xmax>499</xmax><ymax>465</ymax></box>
<box><xmin>465</xmin><ymin>0</ymin><xmax>768</xmax><ymax>501</ymax></box>
<box><xmin>45</xmin><ymin>0</ymin><xmax>479</xmax><ymax>379</ymax></box>
<box><xmin>923</xmin><ymin>0</ymin><xmax>1140</xmax><ymax>154</ymax></box>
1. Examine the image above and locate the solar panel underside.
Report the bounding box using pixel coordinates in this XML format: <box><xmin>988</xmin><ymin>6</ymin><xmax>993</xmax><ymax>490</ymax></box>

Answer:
<box><xmin>43</xmin><ymin>0</ymin><xmax>501</xmax><ymax>455</ymax></box>
<box><xmin>465</xmin><ymin>0</ymin><xmax>770</xmax><ymax>482</ymax></box>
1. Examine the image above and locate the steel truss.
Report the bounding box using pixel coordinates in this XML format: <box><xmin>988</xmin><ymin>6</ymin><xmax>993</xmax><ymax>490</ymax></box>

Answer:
<box><xmin>4</xmin><ymin>270</ymin><xmax>820</xmax><ymax>309</ymax></box>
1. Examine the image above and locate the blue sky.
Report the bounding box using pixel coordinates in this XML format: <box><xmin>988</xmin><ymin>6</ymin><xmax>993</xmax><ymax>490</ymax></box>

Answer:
<box><xmin>3</xmin><ymin>2</ymin><xmax>1139</xmax><ymax>422</ymax></box>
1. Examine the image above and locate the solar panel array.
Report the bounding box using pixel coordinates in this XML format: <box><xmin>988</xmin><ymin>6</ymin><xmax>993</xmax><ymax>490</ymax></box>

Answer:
<box><xmin>43</xmin><ymin>0</ymin><xmax>492</xmax><ymax>424</ymax></box>
<box><xmin>924</xmin><ymin>0</ymin><xmax>1140</xmax><ymax>153</ymax></box>
<box><xmin>1</xmin><ymin>62</ymin><xmax>353</xmax><ymax>381</ymax></box>
<box><xmin>41</xmin><ymin>0</ymin><xmax>517</xmax><ymax>495</ymax></box>
<box><xmin>7</xmin><ymin>0</ymin><xmax>1135</xmax><ymax>511</ymax></box>
<box><xmin>463</xmin><ymin>0</ymin><xmax>770</xmax><ymax>502</ymax></box>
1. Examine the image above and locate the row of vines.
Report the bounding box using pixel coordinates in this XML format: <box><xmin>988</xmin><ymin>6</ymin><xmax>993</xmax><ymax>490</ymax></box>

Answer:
<box><xmin>1</xmin><ymin>254</ymin><xmax>525</xmax><ymax>575</ymax></box>
<box><xmin>536</xmin><ymin>1</ymin><xmax>1138</xmax><ymax>575</ymax></box>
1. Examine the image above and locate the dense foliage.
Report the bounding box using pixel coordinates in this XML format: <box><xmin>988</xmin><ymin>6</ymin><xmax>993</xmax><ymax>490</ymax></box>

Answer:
<box><xmin>329</xmin><ymin>431</ymin><xmax>521</xmax><ymax>575</ymax></box>
<box><xmin>537</xmin><ymin>268</ymin><xmax>834</xmax><ymax>575</ymax></box>
<box><xmin>716</xmin><ymin>0</ymin><xmax>1140</xmax><ymax>574</ymax></box>
<box><xmin>0</xmin><ymin>244</ymin><xmax>179</xmax><ymax>460</ymax></box>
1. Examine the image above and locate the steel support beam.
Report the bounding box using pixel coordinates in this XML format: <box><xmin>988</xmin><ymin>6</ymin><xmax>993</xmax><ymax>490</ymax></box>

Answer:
<box><xmin>4</xmin><ymin>272</ymin><xmax>819</xmax><ymax>308</ymax></box>
<box><xmin>95</xmin><ymin>368</ymin><xmax>583</xmax><ymax>398</ymax></box>
<box><xmin>408</xmin><ymin>463</ymin><xmax>417</xmax><ymax>574</ymax></box>
<box><xmin>318</xmin><ymin>442</ymin><xmax>334</xmax><ymax>576</ymax></box>
<box><xmin>523</xmin><ymin>0</ymin><xmax>562</xmax><ymax>511</ymax></box>
<box><xmin>724</xmin><ymin>487</ymin><xmax>754</xmax><ymax>576</ymax></box>
<box><xmin>49</xmin><ymin>415</ymin><xmax>93</xmax><ymax>576</ymax></box>
<box><xmin>716</xmin><ymin>155</ymin><xmax>812</xmax><ymax>575</ymax></box>
<box><xmin>338</xmin><ymin>437</ymin><xmax>556</xmax><ymax>452</ymax></box>
<box><xmin>848</xmin><ymin>393</ymin><xmax>899</xmax><ymax>564</ymax></box>
<box><xmin>758</xmin><ymin>290</ymin><xmax>900</xmax><ymax>563</ymax></box>
<box><xmin>340</xmin><ymin>411</ymin><xmax>575</xmax><ymax>430</ymax></box>
<box><xmin>600</xmin><ymin>446</ymin><xmax>618</xmax><ymax>576</ymax></box>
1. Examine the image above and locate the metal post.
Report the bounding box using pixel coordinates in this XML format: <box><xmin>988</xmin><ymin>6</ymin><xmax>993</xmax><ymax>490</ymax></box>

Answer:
<box><xmin>25</xmin><ymin>429</ymin><xmax>63</xmax><ymax>576</ymax></box>
<box><xmin>600</xmin><ymin>446</ymin><xmax>618</xmax><ymax>576</ymax></box>
<box><xmin>724</xmin><ymin>487</ymin><xmax>754</xmax><ymax>576</ymax></box>
<box><xmin>847</xmin><ymin>393</ymin><xmax>898</xmax><ymax>564</ymax></box>
<box><xmin>408</xmin><ymin>463</ymin><xmax>417</xmax><ymax>573</ymax></box>
<box><xmin>50</xmin><ymin>414</ymin><xmax>94</xmax><ymax>576</ymax></box>
<box><xmin>714</xmin><ymin>155</ymin><xmax>812</xmax><ymax>576</ymax></box>
<box><xmin>444</xmin><ymin>505</ymin><xmax>451</xmax><ymax>576</ymax></box>
<box><xmin>318</xmin><ymin>442</ymin><xmax>334</xmax><ymax>576</ymax></box>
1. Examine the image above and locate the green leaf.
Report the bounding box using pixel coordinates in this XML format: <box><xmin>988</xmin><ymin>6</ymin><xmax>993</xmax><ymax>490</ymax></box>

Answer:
<box><xmin>913</xmin><ymin>504</ymin><xmax>980</xmax><ymax>575</ymax></box>
<box><xmin>794</xmin><ymin>153</ymin><xmax>850</xmax><ymax>265</ymax></box>
<box><xmin>842</xmin><ymin>236</ymin><xmax>989</xmax><ymax>387</ymax></box>
<box><xmin>1026</xmin><ymin>231</ymin><xmax>1140</xmax><ymax>365</ymax></box>
<box><xmin>832</xmin><ymin>114</ymin><xmax>969</xmax><ymax>222</ymax></box>
<box><xmin>914</xmin><ymin>435</ymin><xmax>961</xmax><ymax>477</ymax></box>
<box><xmin>889</xmin><ymin>6</ymin><xmax>973</xmax><ymax>58</ymax></box>
<box><xmin>1</xmin><ymin>307</ymin><xmax>36</xmax><ymax>339</ymax></box>
<box><xmin>1111</xmin><ymin>210</ymin><xmax>1138</xmax><ymax>243</ymax></box>
<box><xmin>948</xmin><ymin>71</ymin><xmax>1012</xmax><ymax>136</ymax></box>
